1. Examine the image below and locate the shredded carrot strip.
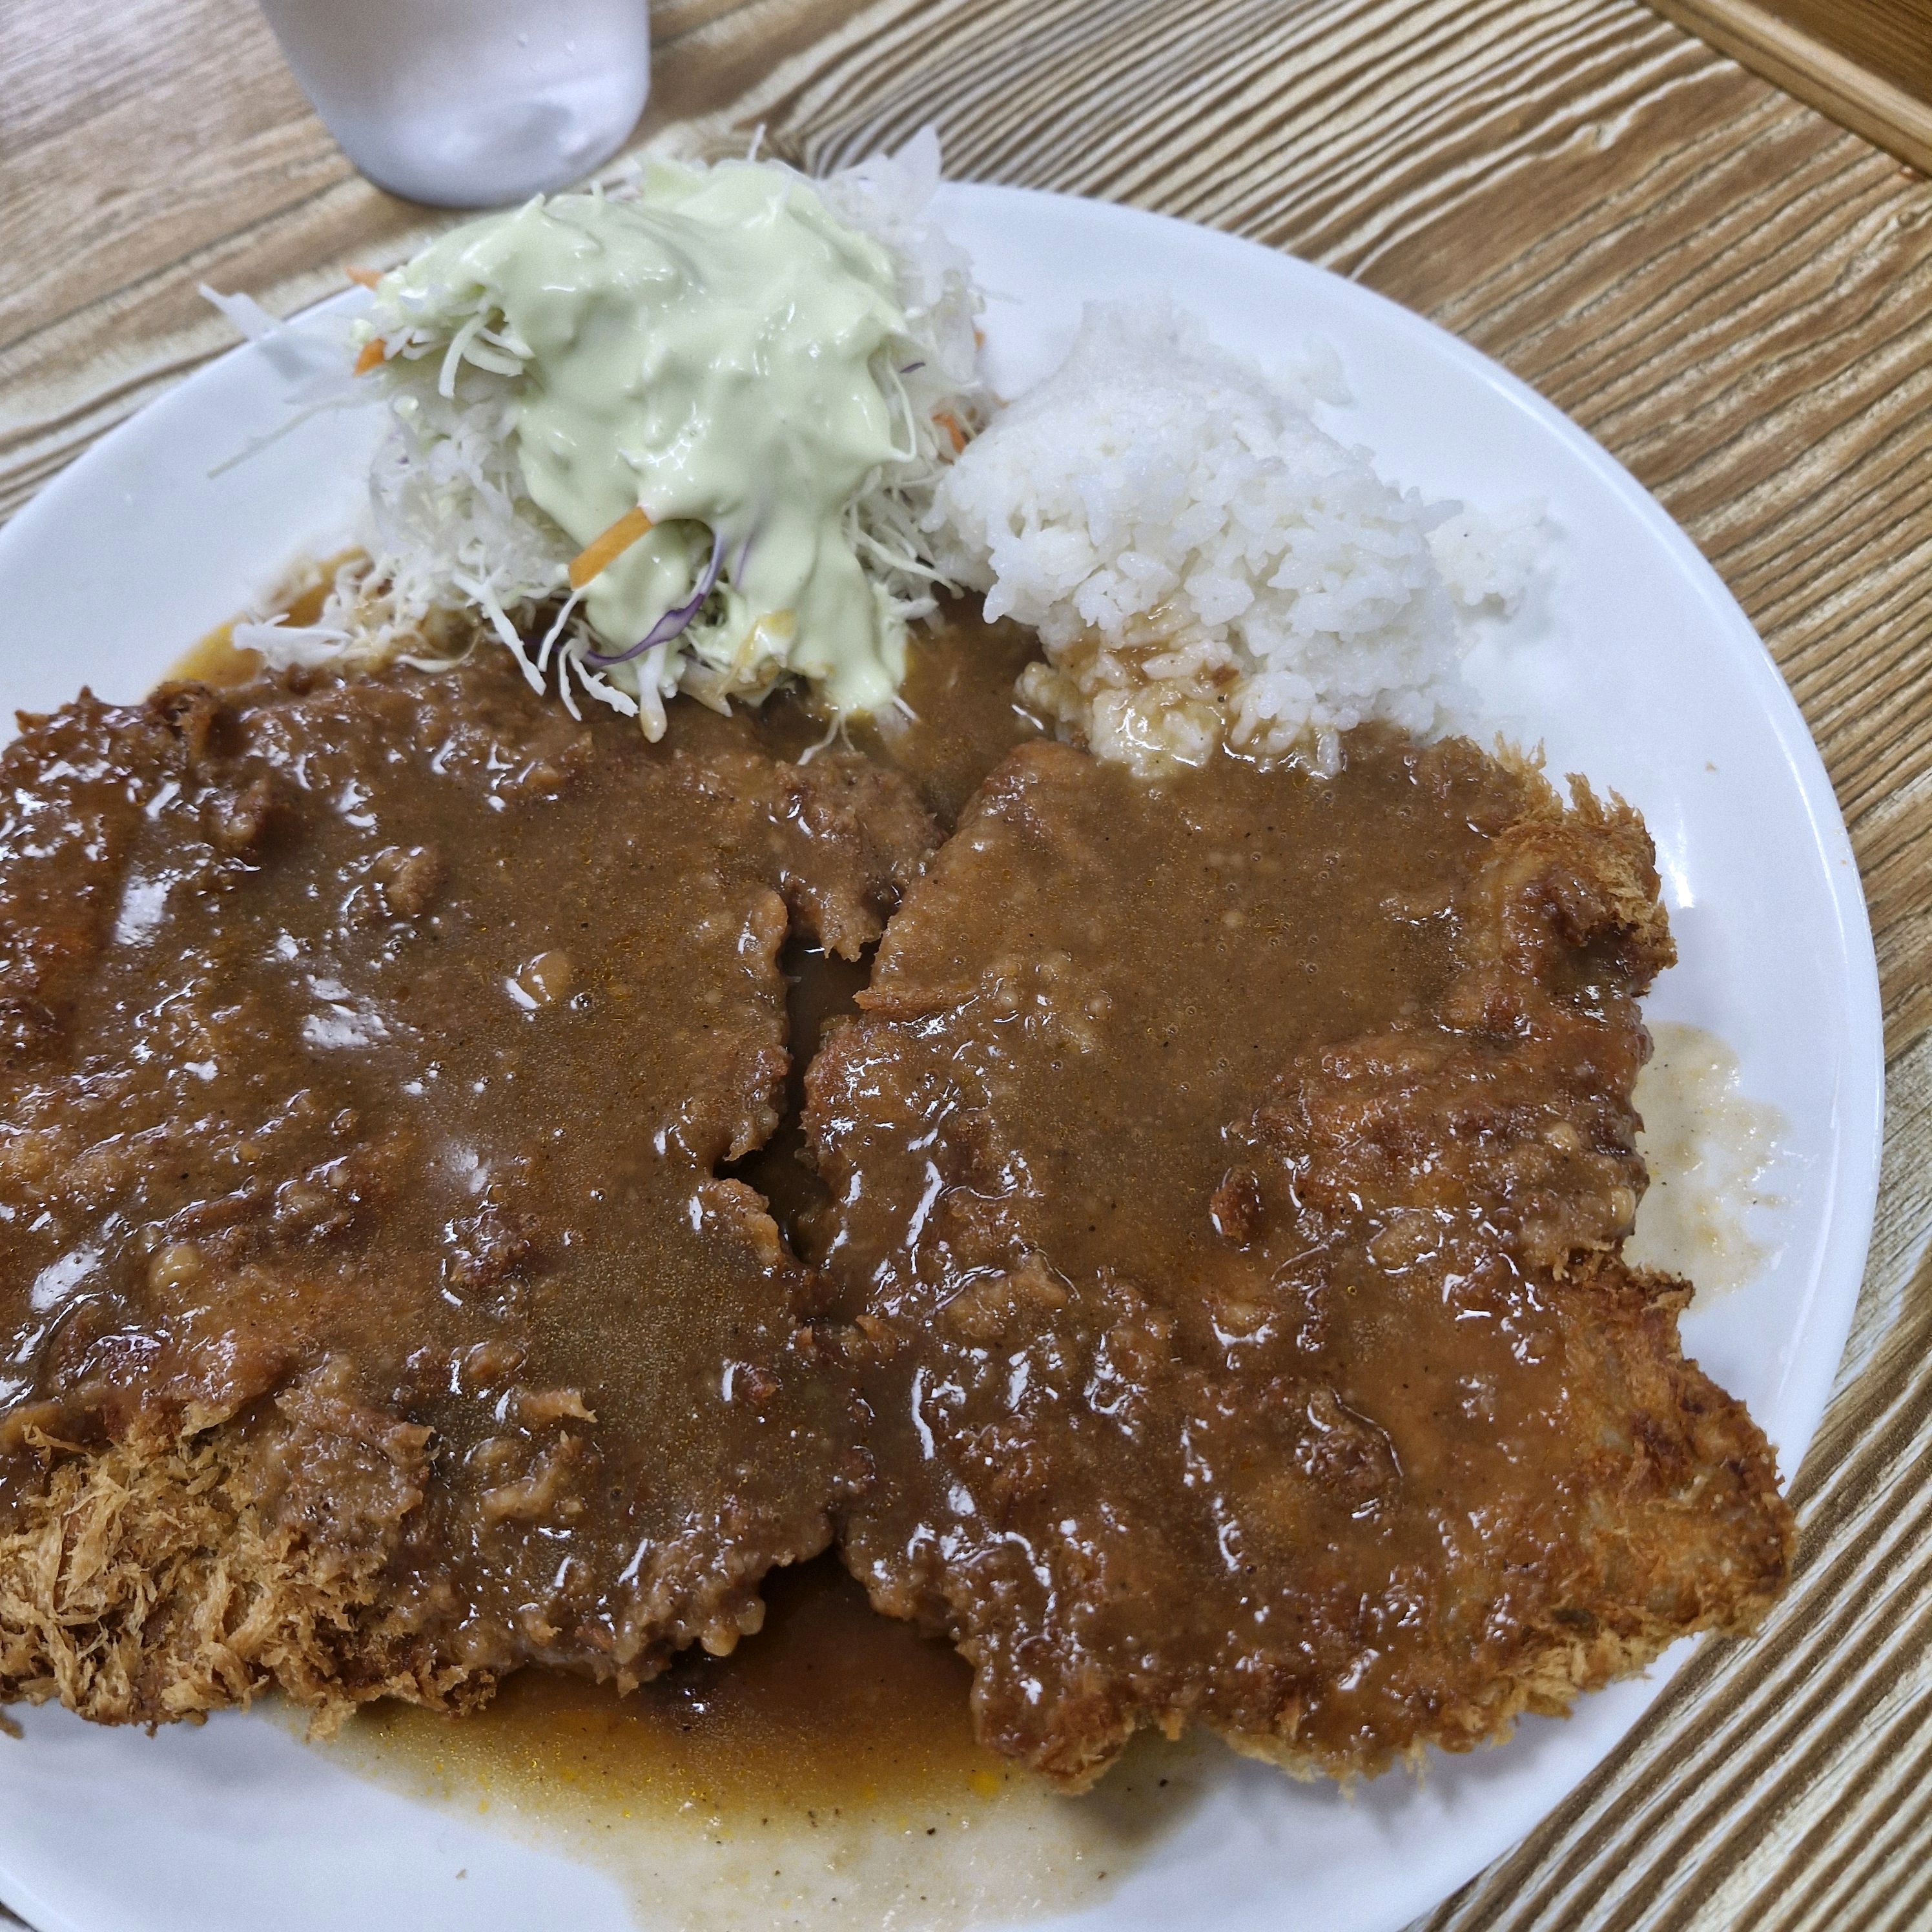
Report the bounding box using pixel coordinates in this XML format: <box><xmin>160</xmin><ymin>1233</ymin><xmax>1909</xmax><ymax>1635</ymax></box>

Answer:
<box><xmin>353</xmin><ymin>339</ymin><xmax>386</xmax><ymax>376</ymax></box>
<box><xmin>935</xmin><ymin>410</ymin><xmax>967</xmax><ymax>455</ymax></box>
<box><xmin>568</xmin><ymin>505</ymin><xmax>655</xmax><ymax>590</ymax></box>
<box><xmin>345</xmin><ymin>267</ymin><xmax>381</xmax><ymax>289</ymax></box>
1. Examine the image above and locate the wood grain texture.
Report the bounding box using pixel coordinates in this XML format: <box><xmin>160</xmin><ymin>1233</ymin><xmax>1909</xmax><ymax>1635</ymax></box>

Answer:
<box><xmin>1643</xmin><ymin>0</ymin><xmax>1932</xmax><ymax>171</ymax></box>
<box><xmin>1774</xmin><ymin>0</ymin><xmax>1932</xmax><ymax>95</ymax></box>
<box><xmin>0</xmin><ymin>0</ymin><xmax>1929</xmax><ymax>1927</ymax></box>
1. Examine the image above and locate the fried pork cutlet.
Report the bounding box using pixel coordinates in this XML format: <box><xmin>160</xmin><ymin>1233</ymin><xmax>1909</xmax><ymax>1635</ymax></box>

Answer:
<box><xmin>0</xmin><ymin>653</ymin><xmax>936</xmax><ymax>1731</ymax></box>
<box><xmin>805</xmin><ymin>733</ymin><xmax>1794</xmax><ymax>1789</ymax></box>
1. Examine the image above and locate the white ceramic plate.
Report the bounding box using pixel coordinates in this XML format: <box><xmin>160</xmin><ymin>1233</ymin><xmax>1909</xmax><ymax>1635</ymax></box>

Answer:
<box><xmin>0</xmin><ymin>185</ymin><xmax>1883</xmax><ymax>1932</ymax></box>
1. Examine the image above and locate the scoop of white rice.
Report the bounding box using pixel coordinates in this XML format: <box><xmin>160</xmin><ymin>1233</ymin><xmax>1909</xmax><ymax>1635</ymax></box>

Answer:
<box><xmin>929</xmin><ymin>299</ymin><xmax>1539</xmax><ymax>773</ymax></box>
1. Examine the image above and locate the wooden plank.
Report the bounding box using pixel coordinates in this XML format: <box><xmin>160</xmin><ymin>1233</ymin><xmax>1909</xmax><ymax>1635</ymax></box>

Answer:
<box><xmin>0</xmin><ymin>1</ymin><xmax>1929</xmax><ymax>1928</ymax></box>
<box><xmin>1644</xmin><ymin>0</ymin><xmax>1932</xmax><ymax>170</ymax></box>
<box><xmin>1773</xmin><ymin>0</ymin><xmax>1932</xmax><ymax>97</ymax></box>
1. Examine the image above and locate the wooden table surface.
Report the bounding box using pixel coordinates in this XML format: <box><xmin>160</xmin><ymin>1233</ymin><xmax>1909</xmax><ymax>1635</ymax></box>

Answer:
<box><xmin>1648</xmin><ymin>0</ymin><xmax>1932</xmax><ymax>171</ymax></box>
<box><xmin>3</xmin><ymin>1</ymin><xmax>1930</xmax><ymax>1927</ymax></box>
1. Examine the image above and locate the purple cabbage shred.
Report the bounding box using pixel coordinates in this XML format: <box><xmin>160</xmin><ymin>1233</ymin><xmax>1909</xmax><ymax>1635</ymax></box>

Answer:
<box><xmin>583</xmin><ymin>524</ymin><xmax>727</xmax><ymax>669</ymax></box>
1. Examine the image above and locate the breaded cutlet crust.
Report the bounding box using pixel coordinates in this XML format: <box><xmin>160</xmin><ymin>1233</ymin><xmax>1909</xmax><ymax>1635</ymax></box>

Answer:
<box><xmin>0</xmin><ymin>657</ymin><xmax>937</xmax><ymax>1731</ymax></box>
<box><xmin>807</xmin><ymin>734</ymin><xmax>1793</xmax><ymax>1788</ymax></box>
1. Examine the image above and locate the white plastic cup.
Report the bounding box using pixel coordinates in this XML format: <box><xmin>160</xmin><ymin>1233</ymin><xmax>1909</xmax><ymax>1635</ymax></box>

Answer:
<box><xmin>256</xmin><ymin>0</ymin><xmax>652</xmax><ymax>209</ymax></box>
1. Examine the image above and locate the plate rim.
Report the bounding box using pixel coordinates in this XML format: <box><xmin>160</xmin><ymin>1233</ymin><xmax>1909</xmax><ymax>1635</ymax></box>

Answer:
<box><xmin>0</xmin><ymin>178</ymin><xmax>1887</xmax><ymax>1932</ymax></box>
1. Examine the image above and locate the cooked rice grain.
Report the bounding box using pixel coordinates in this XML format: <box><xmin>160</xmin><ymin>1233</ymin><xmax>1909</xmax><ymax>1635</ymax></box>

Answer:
<box><xmin>930</xmin><ymin>300</ymin><xmax>1541</xmax><ymax>772</ymax></box>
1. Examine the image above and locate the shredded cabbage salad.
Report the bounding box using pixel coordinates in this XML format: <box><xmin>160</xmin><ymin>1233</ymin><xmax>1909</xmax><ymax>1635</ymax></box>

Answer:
<box><xmin>209</xmin><ymin>132</ymin><xmax>985</xmax><ymax>735</ymax></box>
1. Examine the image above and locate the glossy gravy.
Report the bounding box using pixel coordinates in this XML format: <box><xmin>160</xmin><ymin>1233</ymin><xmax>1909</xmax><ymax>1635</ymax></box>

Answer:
<box><xmin>114</xmin><ymin>600</ymin><xmax>1774</xmax><ymax>1920</ymax></box>
<box><xmin>340</xmin><ymin>1556</ymin><xmax>994</xmax><ymax>1817</ymax></box>
<box><xmin>263</xmin><ymin>610</ymin><xmax>1200</xmax><ymax>1927</ymax></box>
<box><xmin>321</xmin><ymin>1555</ymin><xmax>1204</xmax><ymax>1931</ymax></box>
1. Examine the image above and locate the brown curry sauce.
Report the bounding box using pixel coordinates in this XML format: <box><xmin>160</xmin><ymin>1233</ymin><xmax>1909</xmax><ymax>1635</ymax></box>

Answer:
<box><xmin>0</xmin><ymin>604</ymin><xmax>1789</xmax><ymax>1813</ymax></box>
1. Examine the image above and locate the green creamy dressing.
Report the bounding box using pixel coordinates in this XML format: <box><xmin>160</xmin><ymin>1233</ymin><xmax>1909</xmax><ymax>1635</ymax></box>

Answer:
<box><xmin>382</xmin><ymin>163</ymin><xmax>916</xmax><ymax>712</ymax></box>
